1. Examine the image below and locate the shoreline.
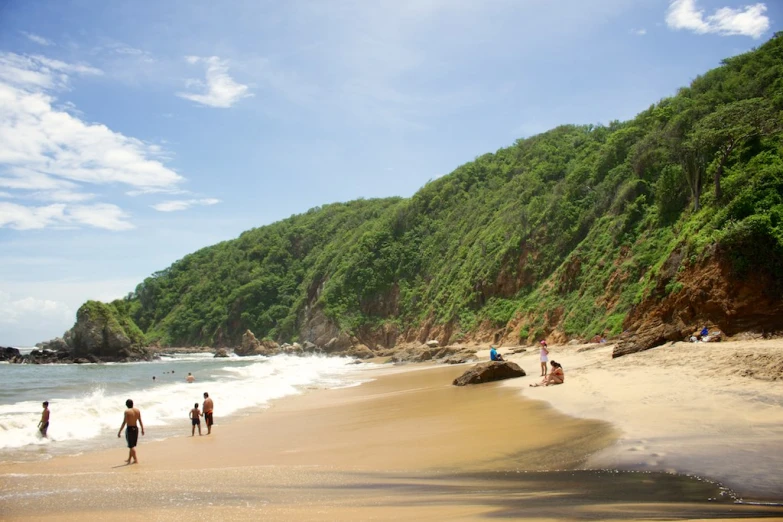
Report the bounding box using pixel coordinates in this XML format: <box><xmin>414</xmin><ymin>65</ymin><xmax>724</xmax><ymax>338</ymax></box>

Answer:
<box><xmin>2</xmin><ymin>342</ymin><xmax>782</xmax><ymax>519</ymax></box>
<box><xmin>496</xmin><ymin>338</ymin><xmax>783</xmax><ymax>500</ymax></box>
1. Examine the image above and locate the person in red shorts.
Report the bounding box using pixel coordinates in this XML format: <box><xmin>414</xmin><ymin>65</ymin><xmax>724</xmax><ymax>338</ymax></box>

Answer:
<box><xmin>202</xmin><ymin>392</ymin><xmax>214</xmax><ymax>435</ymax></box>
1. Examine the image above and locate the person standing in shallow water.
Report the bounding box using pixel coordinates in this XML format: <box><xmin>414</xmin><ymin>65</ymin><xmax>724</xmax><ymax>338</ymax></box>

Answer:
<box><xmin>203</xmin><ymin>392</ymin><xmax>214</xmax><ymax>435</ymax></box>
<box><xmin>118</xmin><ymin>399</ymin><xmax>144</xmax><ymax>464</ymax></box>
<box><xmin>38</xmin><ymin>401</ymin><xmax>50</xmax><ymax>437</ymax></box>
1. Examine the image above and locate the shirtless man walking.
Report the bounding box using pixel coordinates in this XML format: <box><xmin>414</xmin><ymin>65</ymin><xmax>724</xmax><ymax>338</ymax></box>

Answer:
<box><xmin>203</xmin><ymin>392</ymin><xmax>214</xmax><ymax>435</ymax></box>
<box><xmin>117</xmin><ymin>399</ymin><xmax>144</xmax><ymax>464</ymax></box>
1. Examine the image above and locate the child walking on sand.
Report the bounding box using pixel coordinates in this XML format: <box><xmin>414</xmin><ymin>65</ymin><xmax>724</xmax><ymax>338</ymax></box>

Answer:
<box><xmin>189</xmin><ymin>402</ymin><xmax>202</xmax><ymax>436</ymax></box>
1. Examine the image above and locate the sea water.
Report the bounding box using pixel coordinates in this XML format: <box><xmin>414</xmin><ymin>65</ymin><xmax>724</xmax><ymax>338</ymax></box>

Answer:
<box><xmin>0</xmin><ymin>352</ymin><xmax>374</xmax><ymax>461</ymax></box>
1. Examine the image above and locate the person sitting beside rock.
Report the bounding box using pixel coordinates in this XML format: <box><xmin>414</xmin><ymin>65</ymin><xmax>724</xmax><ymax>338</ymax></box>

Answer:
<box><xmin>530</xmin><ymin>361</ymin><xmax>564</xmax><ymax>387</ymax></box>
<box><xmin>489</xmin><ymin>346</ymin><xmax>505</xmax><ymax>362</ymax></box>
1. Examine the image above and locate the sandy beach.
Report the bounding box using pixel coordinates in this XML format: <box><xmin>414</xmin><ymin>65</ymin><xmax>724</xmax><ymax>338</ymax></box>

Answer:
<box><xmin>2</xmin><ymin>340</ymin><xmax>783</xmax><ymax>520</ymax></box>
<box><xmin>501</xmin><ymin>338</ymin><xmax>783</xmax><ymax>500</ymax></box>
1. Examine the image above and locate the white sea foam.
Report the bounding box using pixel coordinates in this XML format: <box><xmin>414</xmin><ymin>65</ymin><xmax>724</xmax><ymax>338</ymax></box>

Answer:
<box><xmin>0</xmin><ymin>354</ymin><xmax>374</xmax><ymax>452</ymax></box>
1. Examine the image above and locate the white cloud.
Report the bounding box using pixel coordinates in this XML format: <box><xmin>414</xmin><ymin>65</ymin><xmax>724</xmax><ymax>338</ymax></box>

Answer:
<box><xmin>631</xmin><ymin>28</ymin><xmax>647</xmax><ymax>36</ymax></box>
<box><xmin>0</xmin><ymin>202</ymin><xmax>133</xmax><ymax>230</ymax></box>
<box><xmin>0</xmin><ymin>277</ymin><xmax>142</xmax><ymax>345</ymax></box>
<box><xmin>666</xmin><ymin>0</ymin><xmax>770</xmax><ymax>38</ymax></box>
<box><xmin>177</xmin><ymin>56</ymin><xmax>252</xmax><ymax>108</ymax></box>
<box><xmin>0</xmin><ymin>290</ymin><xmax>73</xmax><ymax>330</ymax></box>
<box><xmin>30</xmin><ymin>190</ymin><xmax>96</xmax><ymax>202</ymax></box>
<box><xmin>0</xmin><ymin>51</ymin><xmax>214</xmax><ymax>230</ymax></box>
<box><xmin>21</xmin><ymin>32</ymin><xmax>54</xmax><ymax>47</ymax></box>
<box><xmin>151</xmin><ymin>198</ymin><xmax>221</xmax><ymax>212</ymax></box>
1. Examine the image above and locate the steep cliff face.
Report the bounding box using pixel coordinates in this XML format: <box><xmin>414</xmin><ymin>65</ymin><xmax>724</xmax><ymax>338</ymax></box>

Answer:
<box><xmin>611</xmin><ymin>245</ymin><xmax>783</xmax><ymax>356</ymax></box>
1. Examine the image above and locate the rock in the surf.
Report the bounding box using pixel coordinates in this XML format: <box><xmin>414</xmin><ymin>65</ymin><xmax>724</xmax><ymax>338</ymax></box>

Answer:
<box><xmin>452</xmin><ymin>361</ymin><xmax>526</xmax><ymax>386</ymax></box>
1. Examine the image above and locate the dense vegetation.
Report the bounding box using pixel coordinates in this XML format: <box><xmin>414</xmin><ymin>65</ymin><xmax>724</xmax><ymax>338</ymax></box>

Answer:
<box><xmin>107</xmin><ymin>34</ymin><xmax>783</xmax><ymax>347</ymax></box>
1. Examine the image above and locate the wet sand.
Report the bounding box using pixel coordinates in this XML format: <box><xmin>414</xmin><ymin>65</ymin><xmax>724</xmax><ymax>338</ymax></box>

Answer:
<box><xmin>2</xmin><ymin>363</ymin><xmax>782</xmax><ymax>520</ymax></box>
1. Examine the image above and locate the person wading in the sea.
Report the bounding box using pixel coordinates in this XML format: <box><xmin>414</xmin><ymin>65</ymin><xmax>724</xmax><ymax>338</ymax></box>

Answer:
<box><xmin>38</xmin><ymin>401</ymin><xmax>50</xmax><ymax>437</ymax></box>
<box><xmin>117</xmin><ymin>399</ymin><xmax>144</xmax><ymax>464</ymax></box>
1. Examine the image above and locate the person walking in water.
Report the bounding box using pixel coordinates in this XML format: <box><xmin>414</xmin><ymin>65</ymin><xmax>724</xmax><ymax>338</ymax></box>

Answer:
<box><xmin>38</xmin><ymin>401</ymin><xmax>50</xmax><ymax>438</ymax></box>
<box><xmin>117</xmin><ymin>399</ymin><xmax>144</xmax><ymax>464</ymax></box>
<box><xmin>189</xmin><ymin>402</ymin><xmax>202</xmax><ymax>436</ymax></box>
<box><xmin>539</xmin><ymin>340</ymin><xmax>549</xmax><ymax>377</ymax></box>
<box><xmin>203</xmin><ymin>392</ymin><xmax>214</xmax><ymax>435</ymax></box>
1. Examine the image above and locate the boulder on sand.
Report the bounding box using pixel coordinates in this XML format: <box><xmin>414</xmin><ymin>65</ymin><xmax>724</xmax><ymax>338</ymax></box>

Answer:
<box><xmin>452</xmin><ymin>361</ymin><xmax>526</xmax><ymax>386</ymax></box>
<box><xmin>214</xmin><ymin>348</ymin><xmax>229</xmax><ymax>358</ymax></box>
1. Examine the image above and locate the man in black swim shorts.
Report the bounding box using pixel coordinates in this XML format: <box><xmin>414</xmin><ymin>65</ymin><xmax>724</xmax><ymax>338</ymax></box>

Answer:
<box><xmin>117</xmin><ymin>399</ymin><xmax>145</xmax><ymax>464</ymax></box>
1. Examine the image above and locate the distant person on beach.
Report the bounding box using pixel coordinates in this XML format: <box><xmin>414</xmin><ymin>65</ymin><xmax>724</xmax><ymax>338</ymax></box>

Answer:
<box><xmin>189</xmin><ymin>402</ymin><xmax>202</xmax><ymax>436</ymax></box>
<box><xmin>530</xmin><ymin>361</ymin><xmax>564</xmax><ymax>387</ymax></box>
<box><xmin>489</xmin><ymin>346</ymin><xmax>505</xmax><ymax>362</ymax></box>
<box><xmin>539</xmin><ymin>340</ymin><xmax>549</xmax><ymax>377</ymax></box>
<box><xmin>186</xmin><ymin>372</ymin><xmax>195</xmax><ymax>383</ymax></box>
<box><xmin>117</xmin><ymin>399</ymin><xmax>144</xmax><ymax>464</ymax></box>
<box><xmin>38</xmin><ymin>401</ymin><xmax>49</xmax><ymax>437</ymax></box>
<box><xmin>203</xmin><ymin>392</ymin><xmax>214</xmax><ymax>435</ymax></box>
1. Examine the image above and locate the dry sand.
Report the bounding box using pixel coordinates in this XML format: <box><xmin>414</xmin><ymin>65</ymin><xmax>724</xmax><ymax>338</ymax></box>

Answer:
<box><xmin>496</xmin><ymin>338</ymin><xmax>783</xmax><ymax>499</ymax></box>
<box><xmin>2</xmin><ymin>341</ymin><xmax>783</xmax><ymax>521</ymax></box>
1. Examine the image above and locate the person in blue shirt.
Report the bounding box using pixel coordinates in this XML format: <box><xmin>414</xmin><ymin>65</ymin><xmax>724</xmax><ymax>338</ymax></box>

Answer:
<box><xmin>489</xmin><ymin>346</ymin><xmax>505</xmax><ymax>362</ymax></box>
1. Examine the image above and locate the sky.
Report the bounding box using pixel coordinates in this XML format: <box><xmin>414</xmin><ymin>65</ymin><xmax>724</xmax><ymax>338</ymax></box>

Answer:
<box><xmin>0</xmin><ymin>0</ymin><xmax>780</xmax><ymax>346</ymax></box>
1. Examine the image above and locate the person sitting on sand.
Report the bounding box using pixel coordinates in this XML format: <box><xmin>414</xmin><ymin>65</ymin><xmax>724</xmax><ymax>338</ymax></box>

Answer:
<box><xmin>530</xmin><ymin>361</ymin><xmax>564</xmax><ymax>387</ymax></box>
<box><xmin>489</xmin><ymin>346</ymin><xmax>505</xmax><ymax>362</ymax></box>
<box><xmin>189</xmin><ymin>402</ymin><xmax>202</xmax><ymax>436</ymax></box>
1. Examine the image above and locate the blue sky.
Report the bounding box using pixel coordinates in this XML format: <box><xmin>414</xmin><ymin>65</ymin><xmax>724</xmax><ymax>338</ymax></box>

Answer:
<box><xmin>0</xmin><ymin>0</ymin><xmax>780</xmax><ymax>346</ymax></box>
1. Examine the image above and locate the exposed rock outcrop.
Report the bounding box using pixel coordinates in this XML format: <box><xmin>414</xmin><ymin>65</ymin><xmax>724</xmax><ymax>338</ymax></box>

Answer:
<box><xmin>236</xmin><ymin>330</ymin><xmax>280</xmax><ymax>356</ymax></box>
<box><xmin>35</xmin><ymin>337</ymin><xmax>69</xmax><ymax>352</ymax></box>
<box><xmin>214</xmin><ymin>348</ymin><xmax>229</xmax><ymax>358</ymax></box>
<box><xmin>615</xmin><ymin>251</ymin><xmax>783</xmax><ymax>358</ymax></box>
<box><xmin>0</xmin><ymin>347</ymin><xmax>22</xmax><ymax>362</ymax></box>
<box><xmin>68</xmin><ymin>301</ymin><xmax>154</xmax><ymax>362</ymax></box>
<box><xmin>441</xmin><ymin>349</ymin><xmax>478</xmax><ymax>364</ymax></box>
<box><xmin>344</xmin><ymin>344</ymin><xmax>374</xmax><ymax>359</ymax></box>
<box><xmin>452</xmin><ymin>361</ymin><xmax>526</xmax><ymax>386</ymax></box>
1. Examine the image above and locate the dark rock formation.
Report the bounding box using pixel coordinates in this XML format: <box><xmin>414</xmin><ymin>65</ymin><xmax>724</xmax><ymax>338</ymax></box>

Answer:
<box><xmin>452</xmin><ymin>361</ymin><xmax>526</xmax><ymax>386</ymax></box>
<box><xmin>214</xmin><ymin>348</ymin><xmax>229</xmax><ymax>358</ymax></box>
<box><xmin>35</xmin><ymin>337</ymin><xmax>69</xmax><ymax>352</ymax></box>
<box><xmin>0</xmin><ymin>347</ymin><xmax>22</xmax><ymax>362</ymax></box>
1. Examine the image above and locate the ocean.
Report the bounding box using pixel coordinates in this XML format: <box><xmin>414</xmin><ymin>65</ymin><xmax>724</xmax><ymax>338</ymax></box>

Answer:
<box><xmin>0</xmin><ymin>352</ymin><xmax>374</xmax><ymax>461</ymax></box>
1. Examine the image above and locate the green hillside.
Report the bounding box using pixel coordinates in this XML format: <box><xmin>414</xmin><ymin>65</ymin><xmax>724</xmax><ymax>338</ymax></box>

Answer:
<box><xmin>112</xmin><ymin>33</ymin><xmax>783</xmax><ymax>348</ymax></box>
